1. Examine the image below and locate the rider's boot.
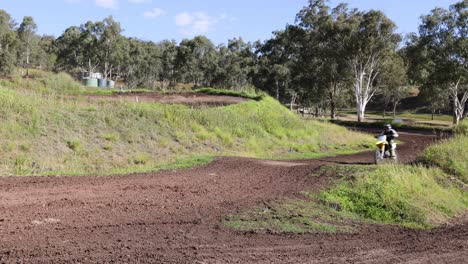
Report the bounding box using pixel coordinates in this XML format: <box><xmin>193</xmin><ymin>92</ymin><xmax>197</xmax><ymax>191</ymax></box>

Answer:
<box><xmin>390</xmin><ymin>147</ymin><xmax>396</xmax><ymax>158</ymax></box>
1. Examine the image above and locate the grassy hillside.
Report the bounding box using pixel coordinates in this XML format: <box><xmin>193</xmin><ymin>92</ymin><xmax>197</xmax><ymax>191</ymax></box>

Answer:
<box><xmin>419</xmin><ymin>120</ymin><xmax>468</xmax><ymax>183</ymax></box>
<box><xmin>0</xmin><ymin>70</ymin><xmax>373</xmax><ymax>176</ymax></box>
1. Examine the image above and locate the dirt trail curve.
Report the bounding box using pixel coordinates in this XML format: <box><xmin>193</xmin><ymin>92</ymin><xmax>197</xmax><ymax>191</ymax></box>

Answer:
<box><xmin>0</xmin><ymin>130</ymin><xmax>466</xmax><ymax>263</ymax></box>
<box><xmin>86</xmin><ymin>92</ymin><xmax>247</xmax><ymax>106</ymax></box>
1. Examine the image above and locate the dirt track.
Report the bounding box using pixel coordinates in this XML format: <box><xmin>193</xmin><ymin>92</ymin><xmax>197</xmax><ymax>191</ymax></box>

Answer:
<box><xmin>86</xmin><ymin>92</ymin><xmax>247</xmax><ymax>106</ymax></box>
<box><xmin>1</xmin><ymin>130</ymin><xmax>466</xmax><ymax>263</ymax></box>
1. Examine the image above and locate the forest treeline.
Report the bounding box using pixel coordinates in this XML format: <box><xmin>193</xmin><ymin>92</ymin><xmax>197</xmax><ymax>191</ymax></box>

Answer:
<box><xmin>0</xmin><ymin>0</ymin><xmax>466</xmax><ymax>123</ymax></box>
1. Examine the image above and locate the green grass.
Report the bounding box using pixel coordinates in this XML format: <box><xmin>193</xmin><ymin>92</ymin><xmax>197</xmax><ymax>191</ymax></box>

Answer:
<box><xmin>454</xmin><ymin>119</ymin><xmax>468</xmax><ymax>135</ymax></box>
<box><xmin>224</xmin><ymin>120</ymin><xmax>468</xmax><ymax>234</ymax></box>
<box><xmin>271</xmin><ymin>148</ymin><xmax>370</xmax><ymax>160</ymax></box>
<box><xmin>319</xmin><ymin>165</ymin><xmax>467</xmax><ymax>228</ymax></box>
<box><xmin>397</xmin><ymin>112</ymin><xmax>453</xmax><ymax>122</ymax></box>
<box><xmin>38</xmin><ymin>155</ymin><xmax>215</xmax><ymax>177</ymax></box>
<box><xmin>223</xmin><ymin>164</ymin><xmax>374</xmax><ymax>234</ymax></box>
<box><xmin>330</xmin><ymin>119</ymin><xmax>451</xmax><ymax>133</ymax></box>
<box><xmin>0</xmin><ymin>70</ymin><xmax>374</xmax><ymax>176</ymax></box>
<box><xmin>0</xmin><ymin>69</ymin><xmax>84</xmax><ymax>95</ymax></box>
<box><xmin>339</xmin><ymin>110</ymin><xmax>453</xmax><ymax>123</ymax></box>
<box><xmin>419</xmin><ymin>120</ymin><xmax>468</xmax><ymax>183</ymax></box>
<box><xmin>336</xmin><ymin>110</ymin><xmax>453</xmax><ymax>129</ymax></box>
<box><xmin>194</xmin><ymin>87</ymin><xmax>264</xmax><ymax>100</ymax></box>
<box><xmin>225</xmin><ymin>162</ymin><xmax>467</xmax><ymax>233</ymax></box>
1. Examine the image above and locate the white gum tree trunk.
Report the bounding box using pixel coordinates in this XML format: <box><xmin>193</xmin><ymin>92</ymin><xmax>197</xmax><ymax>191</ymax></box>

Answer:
<box><xmin>450</xmin><ymin>79</ymin><xmax>468</xmax><ymax>125</ymax></box>
<box><xmin>351</xmin><ymin>55</ymin><xmax>380</xmax><ymax>122</ymax></box>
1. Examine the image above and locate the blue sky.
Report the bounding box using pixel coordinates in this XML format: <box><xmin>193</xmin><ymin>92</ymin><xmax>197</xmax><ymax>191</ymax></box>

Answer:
<box><xmin>0</xmin><ymin>0</ymin><xmax>460</xmax><ymax>45</ymax></box>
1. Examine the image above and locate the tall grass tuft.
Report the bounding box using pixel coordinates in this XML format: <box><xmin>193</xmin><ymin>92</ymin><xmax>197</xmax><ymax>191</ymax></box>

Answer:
<box><xmin>419</xmin><ymin>136</ymin><xmax>468</xmax><ymax>183</ymax></box>
<box><xmin>453</xmin><ymin>119</ymin><xmax>468</xmax><ymax>135</ymax></box>
<box><xmin>419</xmin><ymin>120</ymin><xmax>468</xmax><ymax>183</ymax></box>
<box><xmin>0</xmin><ymin>69</ymin><xmax>83</xmax><ymax>95</ymax></box>
<box><xmin>320</xmin><ymin>165</ymin><xmax>467</xmax><ymax>228</ymax></box>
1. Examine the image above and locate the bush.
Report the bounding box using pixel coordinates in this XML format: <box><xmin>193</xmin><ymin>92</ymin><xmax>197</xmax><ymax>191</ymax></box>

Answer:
<box><xmin>0</xmin><ymin>51</ymin><xmax>16</xmax><ymax>77</ymax></box>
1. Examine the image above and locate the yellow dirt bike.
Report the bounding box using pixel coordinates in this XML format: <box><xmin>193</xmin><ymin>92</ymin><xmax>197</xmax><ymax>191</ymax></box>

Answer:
<box><xmin>374</xmin><ymin>135</ymin><xmax>398</xmax><ymax>164</ymax></box>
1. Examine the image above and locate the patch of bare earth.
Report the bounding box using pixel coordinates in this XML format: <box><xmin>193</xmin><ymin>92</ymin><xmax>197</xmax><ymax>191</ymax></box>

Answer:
<box><xmin>0</xmin><ymin>130</ymin><xmax>466</xmax><ymax>263</ymax></box>
<box><xmin>86</xmin><ymin>92</ymin><xmax>247</xmax><ymax>106</ymax></box>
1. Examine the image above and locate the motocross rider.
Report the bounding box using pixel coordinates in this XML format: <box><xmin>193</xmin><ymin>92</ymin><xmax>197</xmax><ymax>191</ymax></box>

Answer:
<box><xmin>380</xmin><ymin>124</ymin><xmax>399</xmax><ymax>157</ymax></box>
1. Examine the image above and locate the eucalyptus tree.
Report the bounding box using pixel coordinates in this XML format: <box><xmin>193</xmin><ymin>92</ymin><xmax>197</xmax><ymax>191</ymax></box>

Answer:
<box><xmin>174</xmin><ymin>37</ymin><xmax>205</xmax><ymax>86</ymax></box>
<box><xmin>54</xmin><ymin>21</ymin><xmax>100</xmax><ymax>75</ymax></box>
<box><xmin>402</xmin><ymin>34</ymin><xmax>448</xmax><ymax>119</ymax></box>
<box><xmin>192</xmin><ymin>36</ymin><xmax>218</xmax><ymax>87</ymax></box>
<box><xmin>54</xmin><ymin>26</ymin><xmax>83</xmax><ymax>72</ymax></box>
<box><xmin>95</xmin><ymin>16</ymin><xmax>124</xmax><ymax>80</ymax></box>
<box><xmin>344</xmin><ymin>10</ymin><xmax>401</xmax><ymax>122</ymax></box>
<box><xmin>423</xmin><ymin>82</ymin><xmax>450</xmax><ymax>120</ymax></box>
<box><xmin>35</xmin><ymin>35</ymin><xmax>56</xmax><ymax>70</ymax></box>
<box><xmin>159</xmin><ymin>40</ymin><xmax>177</xmax><ymax>88</ymax></box>
<box><xmin>256</xmin><ymin>29</ymin><xmax>295</xmax><ymax>101</ymax></box>
<box><xmin>140</xmin><ymin>40</ymin><xmax>162</xmax><ymax>90</ymax></box>
<box><xmin>213</xmin><ymin>37</ymin><xmax>257</xmax><ymax>90</ymax></box>
<box><xmin>293</xmin><ymin>1</ymin><xmax>357</xmax><ymax>119</ymax></box>
<box><xmin>379</xmin><ymin>54</ymin><xmax>409</xmax><ymax>118</ymax></box>
<box><xmin>17</xmin><ymin>16</ymin><xmax>38</xmax><ymax>75</ymax></box>
<box><xmin>121</xmin><ymin>38</ymin><xmax>146</xmax><ymax>89</ymax></box>
<box><xmin>55</xmin><ymin>17</ymin><xmax>124</xmax><ymax>78</ymax></box>
<box><xmin>417</xmin><ymin>0</ymin><xmax>467</xmax><ymax>124</ymax></box>
<box><xmin>299</xmin><ymin>2</ymin><xmax>359</xmax><ymax>119</ymax></box>
<box><xmin>78</xmin><ymin>21</ymin><xmax>101</xmax><ymax>75</ymax></box>
<box><xmin>0</xmin><ymin>9</ymin><xmax>17</xmax><ymax>76</ymax></box>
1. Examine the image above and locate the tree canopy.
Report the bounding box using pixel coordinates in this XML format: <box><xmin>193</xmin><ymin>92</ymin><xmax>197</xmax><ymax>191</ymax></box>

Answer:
<box><xmin>0</xmin><ymin>1</ymin><xmax>466</xmax><ymax>123</ymax></box>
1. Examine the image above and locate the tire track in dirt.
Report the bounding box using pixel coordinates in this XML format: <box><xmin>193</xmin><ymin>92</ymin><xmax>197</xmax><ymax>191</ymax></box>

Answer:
<box><xmin>0</xmin><ymin>129</ymin><xmax>466</xmax><ymax>263</ymax></box>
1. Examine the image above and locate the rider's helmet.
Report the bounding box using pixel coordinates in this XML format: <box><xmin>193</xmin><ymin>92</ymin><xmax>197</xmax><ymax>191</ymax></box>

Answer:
<box><xmin>384</xmin><ymin>124</ymin><xmax>392</xmax><ymax>130</ymax></box>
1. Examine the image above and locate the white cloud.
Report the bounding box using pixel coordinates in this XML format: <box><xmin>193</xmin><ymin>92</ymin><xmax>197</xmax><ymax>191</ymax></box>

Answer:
<box><xmin>175</xmin><ymin>12</ymin><xmax>217</xmax><ymax>36</ymax></box>
<box><xmin>95</xmin><ymin>0</ymin><xmax>119</xmax><ymax>9</ymax></box>
<box><xmin>129</xmin><ymin>0</ymin><xmax>151</xmax><ymax>3</ymax></box>
<box><xmin>175</xmin><ymin>12</ymin><xmax>194</xmax><ymax>27</ymax></box>
<box><xmin>144</xmin><ymin>8</ymin><xmax>166</xmax><ymax>19</ymax></box>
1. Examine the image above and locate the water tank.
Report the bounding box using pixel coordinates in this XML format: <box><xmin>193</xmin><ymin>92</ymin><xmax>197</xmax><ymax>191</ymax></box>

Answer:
<box><xmin>107</xmin><ymin>80</ymin><xmax>115</xmax><ymax>88</ymax></box>
<box><xmin>85</xmin><ymin>78</ymin><xmax>98</xmax><ymax>87</ymax></box>
<box><xmin>98</xmin><ymin>79</ymin><xmax>107</xmax><ymax>88</ymax></box>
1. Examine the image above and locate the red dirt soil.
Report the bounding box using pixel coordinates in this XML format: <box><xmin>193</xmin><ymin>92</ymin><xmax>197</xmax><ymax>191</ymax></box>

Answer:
<box><xmin>0</xmin><ymin>130</ymin><xmax>466</xmax><ymax>263</ymax></box>
<box><xmin>86</xmin><ymin>92</ymin><xmax>247</xmax><ymax>106</ymax></box>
